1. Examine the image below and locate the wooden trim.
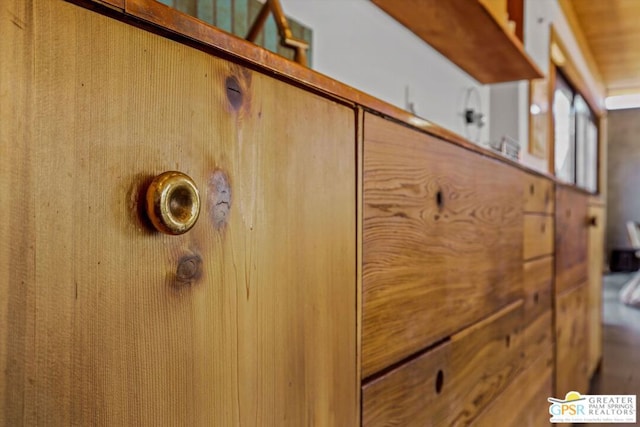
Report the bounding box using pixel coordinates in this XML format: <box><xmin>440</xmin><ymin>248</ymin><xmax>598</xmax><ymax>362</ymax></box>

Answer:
<box><xmin>355</xmin><ymin>107</ymin><xmax>364</xmax><ymax>425</ymax></box>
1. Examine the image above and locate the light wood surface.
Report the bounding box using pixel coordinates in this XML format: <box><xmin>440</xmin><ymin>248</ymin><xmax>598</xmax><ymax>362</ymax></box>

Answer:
<box><xmin>362</xmin><ymin>113</ymin><xmax>524</xmax><ymax>377</ymax></box>
<box><xmin>523</xmin><ymin>214</ymin><xmax>554</xmax><ymax>261</ymax></box>
<box><xmin>570</xmin><ymin>0</ymin><xmax>640</xmax><ymax>95</ymax></box>
<box><xmin>555</xmin><ymin>284</ymin><xmax>589</xmax><ymax>396</ymax></box>
<box><xmin>0</xmin><ymin>1</ymin><xmax>357</xmax><ymax>424</ymax></box>
<box><xmin>587</xmin><ymin>204</ymin><xmax>605</xmax><ymax>376</ymax></box>
<box><xmin>370</xmin><ymin>0</ymin><xmax>543</xmax><ymax>83</ymax></box>
<box><xmin>474</xmin><ymin>346</ymin><xmax>553</xmax><ymax>427</ymax></box>
<box><xmin>524</xmin><ymin>256</ymin><xmax>553</xmax><ymax>323</ymax></box>
<box><xmin>362</xmin><ymin>302</ymin><xmax>523</xmax><ymax>427</ymax></box>
<box><xmin>524</xmin><ymin>171</ymin><xmax>554</xmax><ymax>214</ymax></box>
<box><xmin>0</xmin><ymin>0</ymin><xmax>35</xmax><ymax>422</ymax></box>
<box><xmin>555</xmin><ymin>185</ymin><xmax>589</xmax><ymax>295</ymax></box>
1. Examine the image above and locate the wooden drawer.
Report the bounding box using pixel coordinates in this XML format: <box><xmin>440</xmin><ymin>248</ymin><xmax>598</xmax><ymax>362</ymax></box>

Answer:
<box><xmin>556</xmin><ymin>284</ymin><xmax>589</xmax><ymax>396</ymax></box>
<box><xmin>474</xmin><ymin>348</ymin><xmax>553</xmax><ymax>427</ymax></box>
<box><xmin>555</xmin><ymin>186</ymin><xmax>589</xmax><ymax>294</ymax></box>
<box><xmin>362</xmin><ymin>302</ymin><xmax>523</xmax><ymax>426</ymax></box>
<box><xmin>523</xmin><ymin>214</ymin><xmax>554</xmax><ymax>260</ymax></box>
<box><xmin>523</xmin><ymin>256</ymin><xmax>553</xmax><ymax>322</ymax></box>
<box><xmin>524</xmin><ymin>173</ymin><xmax>554</xmax><ymax>214</ymax></box>
<box><xmin>523</xmin><ymin>309</ymin><xmax>553</xmax><ymax>371</ymax></box>
<box><xmin>363</xmin><ymin>113</ymin><xmax>524</xmax><ymax>377</ymax></box>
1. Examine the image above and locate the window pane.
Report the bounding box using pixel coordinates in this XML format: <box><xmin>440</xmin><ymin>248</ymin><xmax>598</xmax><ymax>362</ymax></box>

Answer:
<box><xmin>554</xmin><ymin>88</ymin><xmax>574</xmax><ymax>183</ymax></box>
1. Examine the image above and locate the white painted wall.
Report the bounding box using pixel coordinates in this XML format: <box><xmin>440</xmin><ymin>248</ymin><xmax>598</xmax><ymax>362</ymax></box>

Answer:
<box><xmin>281</xmin><ymin>0</ymin><xmax>600</xmax><ymax>174</ymax></box>
<box><xmin>280</xmin><ymin>0</ymin><xmax>490</xmax><ymax>144</ymax></box>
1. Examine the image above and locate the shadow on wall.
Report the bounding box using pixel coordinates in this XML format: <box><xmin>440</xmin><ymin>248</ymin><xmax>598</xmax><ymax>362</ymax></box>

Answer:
<box><xmin>606</xmin><ymin>108</ymin><xmax>640</xmax><ymax>257</ymax></box>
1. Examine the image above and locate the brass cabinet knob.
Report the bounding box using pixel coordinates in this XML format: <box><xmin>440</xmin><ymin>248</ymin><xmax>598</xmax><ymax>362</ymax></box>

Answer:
<box><xmin>146</xmin><ymin>171</ymin><xmax>201</xmax><ymax>235</ymax></box>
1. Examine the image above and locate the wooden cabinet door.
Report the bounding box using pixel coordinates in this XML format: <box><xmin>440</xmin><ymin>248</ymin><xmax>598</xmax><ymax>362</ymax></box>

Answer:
<box><xmin>555</xmin><ymin>186</ymin><xmax>590</xmax><ymax>294</ymax></box>
<box><xmin>0</xmin><ymin>1</ymin><xmax>357</xmax><ymax>425</ymax></box>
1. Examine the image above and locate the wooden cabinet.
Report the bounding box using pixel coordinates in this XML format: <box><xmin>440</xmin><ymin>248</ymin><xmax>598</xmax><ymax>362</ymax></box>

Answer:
<box><xmin>556</xmin><ymin>285</ymin><xmax>590</xmax><ymax>395</ymax></box>
<box><xmin>555</xmin><ymin>186</ymin><xmax>590</xmax><ymax>294</ymax></box>
<box><xmin>554</xmin><ymin>185</ymin><xmax>592</xmax><ymax>397</ymax></box>
<box><xmin>362</xmin><ymin>113</ymin><xmax>524</xmax><ymax>377</ymax></box>
<box><xmin>362</xmin><ymin>302</ymin><xmax>523</xmax><ymax>426</ymax></box>
<box><xmin>2</xmin><ymin>1</ymin><xmax>607</xmax><ymax>425</ymax></box>
<box><xmin>1</xmin><ymin>1</ymin><xmax>357</xmax><ymax>424</ymax></box>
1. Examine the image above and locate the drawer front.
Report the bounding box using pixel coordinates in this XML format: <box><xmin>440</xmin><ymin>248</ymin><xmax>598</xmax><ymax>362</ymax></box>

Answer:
<box><xmin>523</xmin><ymin>309</ymin><xmax>553</xmax><ymax>371</ymax></box>
<box><xmin>523</xmin><ymin>214</ymin><xmax>554</xmax><ymax>260</ymax></box>
<box><xmin>556</xmin><ymin>284</ymin><xmax>589</xmax><ymax>396</ymax></box>
<box><xmin>362</xmin><ymin>302</ymin><xmax>523</xmax><ymax>426</ymax></box>
<box><xmin>555</xmin><ymin>186</ymin><xmax>589</xmax><ymax>294</ymax></box>
<box><xmin>363</xmin><ymin>113</ymin><xmax>524</xmax><ymax>376</ymax></box>
<box><xmin>523</xmin><ymin>256</ymin><xmax>553</xmax><ymax>322</ymax></box>
<box><xmin>474</xmin><ymin>348</ymin><xmax>553</xmax><ymax>427</ymax></box>
<box><xmin>524</xmin><ymin>173</ymin><xmax>554</xmax><ymax>214</ymax></box>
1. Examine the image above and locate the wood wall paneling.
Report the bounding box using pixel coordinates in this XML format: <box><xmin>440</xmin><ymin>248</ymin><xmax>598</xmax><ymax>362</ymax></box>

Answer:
<box><xmin>1</xmin><ymin>1</ymin><xmax>357</xmax><ymax>424</ymax></box>
<box><xmin>363</xmin><ymin>113</ymin><xmax>524</xmax><ymax>377</ymax></box>
<box><xmin>362</xmin><ymin>302</ymin><xmax>524</xmax><ymax>427</ymax></box>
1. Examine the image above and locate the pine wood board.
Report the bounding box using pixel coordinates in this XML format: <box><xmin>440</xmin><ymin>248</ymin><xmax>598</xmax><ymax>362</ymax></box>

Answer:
<box><xmin>362</xmin><ymin>301</ymin><xmax>524</xmax><ymax>427</ymax></box>
<box><xmin>0</xmin><ymin>1</ymin><xmax>357</xmax><ymax>424</ymax></box>
<box><xmin>362</xmin><ymin>113</ymin><xmax>524</xmax><ymax>377</ymax></box>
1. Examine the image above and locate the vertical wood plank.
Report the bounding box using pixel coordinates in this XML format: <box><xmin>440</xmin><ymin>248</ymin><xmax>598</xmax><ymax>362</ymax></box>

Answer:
<box><xmin>1</xmin><ymin>0</ymin><xmax>35</xmax><ymax>424</ymax></box>
<box><xmin>3</xmin><ymin>1</ymin><xmax>357</xmax><ymax>424</ymax></box>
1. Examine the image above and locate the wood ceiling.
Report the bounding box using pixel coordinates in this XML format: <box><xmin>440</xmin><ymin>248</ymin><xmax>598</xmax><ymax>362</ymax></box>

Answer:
<box><xmin>569</xmin><ymin>0</ymin><xmax>640</xmax><ymax>95</ymax></box>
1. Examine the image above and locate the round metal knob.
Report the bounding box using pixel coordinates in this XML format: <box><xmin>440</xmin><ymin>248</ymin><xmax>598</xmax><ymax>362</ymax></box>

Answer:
<box><xmin>146</xmin><ymin>171</ymin><xmax>200</xmax><ymax>235</ymax></box>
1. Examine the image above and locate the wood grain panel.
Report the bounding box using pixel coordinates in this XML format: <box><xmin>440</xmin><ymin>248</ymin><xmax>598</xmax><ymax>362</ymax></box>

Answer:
<box><xmin>363</xmin><ymin>113</ymin><xmax>524</xmax><ymax>377</ymax></box>
<box><xmin>474</xmin><ymin>347</ymin><xmax>553</xmax><ymax>427</ymax></box>
<box><xmin>362</xmin><ymin>302</ymin><xmax>524</xmax><ymax>427</ymax></box>
<box><xmin>588</xmin><ymin>204</ymin><xmax>605</xmax><ymax>376</ymax></box>
<box><xmin>0</xmin><ymin>0</ymin><xmax>35</xmax><ymax>421</ymax></box>
<box><xmin>556</xmin><ymin>284</ymin><xmax>589</xmax><ymax>396</ymax></box>
<box><xmin>524</xmin><ymin>173</ymin><xmax>554</xmax><ymax>214</ymax></box>
<box><xmin>555</xmin><ymin>185</ymin><xmax>589</xmax><ymax>294</ymax></box>
<box><xmin>523</xmin><ymin>256</ymin><xmax>553</xmax><ymax>323</ymax></box>
<box><xmin>571</xmin><ymin>0</ymin><xmax>640</xmax><ymax>94</ymax></box>
<box><xmin>523</xmin><ymin>214</ymin><xmax>554</xmax><ymax>260</ymax></box>
<box><xmin>523</xmin><ymin>309</ymin><xmax>553</xmax><ymax>371</ymax></box>
<box><xmin>1</xmin><ymin>1</ymin><xmax>357</xmax><ymax>424</ymax></box>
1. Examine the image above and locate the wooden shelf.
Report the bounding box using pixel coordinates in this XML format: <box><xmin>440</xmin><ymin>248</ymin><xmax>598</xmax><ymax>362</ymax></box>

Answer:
<box><xmin>371</xmin><ymin>0</ymin><xmax>544</xmax><ymax>84</ymax></box>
